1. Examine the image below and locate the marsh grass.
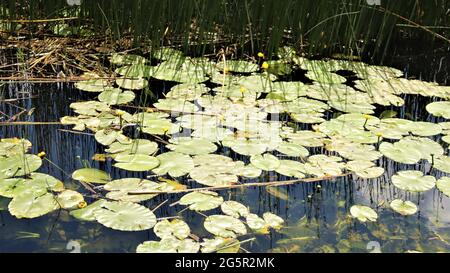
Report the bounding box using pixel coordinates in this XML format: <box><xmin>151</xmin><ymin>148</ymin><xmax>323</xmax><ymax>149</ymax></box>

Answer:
<box><xmin>1</xmin><ymin>1</ymin><xmax>449</xmax><ymax>59</ymax></box>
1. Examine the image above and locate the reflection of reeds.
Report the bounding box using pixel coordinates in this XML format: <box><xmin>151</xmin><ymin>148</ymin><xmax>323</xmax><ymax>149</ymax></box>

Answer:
<box><xmin>2</xmin><ymin>0</ymin><xmax>448</xmax><ymax>58</ymax></box>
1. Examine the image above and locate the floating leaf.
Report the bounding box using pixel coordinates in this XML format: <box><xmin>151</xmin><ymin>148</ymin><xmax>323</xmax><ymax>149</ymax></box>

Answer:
<box><xmin>166</xmin><ymin>137</ymin><xmax>217</xmax><ymax>155</ymax></box>
<box><xmin>217</xmin><ymin>60</ymin><xmax>259</xmax><ymax>73</ymax></box>
<box><xmin>201</xmin><ymin>237</ymin><xmax>241</xmax><ymax>253</ymax></box>
<box><xmin>379</xmin><ymin>142</ymin><xmax>422</xmax><ymax>164</ymax></box>
<box><xmin>98</xmin><ymin>89</ymin><xmax>135</xmax><ymax>105</ymax></box>
<box><xmin>8</xmin><ymin>192</ymin><xmax>59</xmax><ymax>219</ymax></box>
<box><xmin>263</xmin><ymin>212</ymin><xmax>285</xmax><ymax>229</ymax></box>
<box><xmin>391</xmin><ymin>170</ymin><xmax>436</xmax><ymax>192</ymax></box>
<box><xmin>221</xmin><ymin>201</ymin><xmax>249</xmax><ymax>218</ymax></box>
<box><xmin>179</xmin><ymin>191</ymin><xmax>224</xmax><ymax>211</ymax></box>
<box><xmin>250</xmin><ymin>153</ymin><xmax>280</xmax><ymax>171</ymax></box>
<box><xmin>136</xmin><ymin>237</ymin><xmax>199</xmax><ymax>253</ymax></box>
<box><xmin>204</xmin><ymin>215</ymin><xmax>247</xmax><ymax>238</ymax></box>
<box><xmin>275</xmin><ymin>160</ymin><xmax>306</xmax><ymax>178</ymax></box>
<box><xmin>94</xmin><ymin>201</ymin><xmax>157</xmax><ymax>231</ymax></box>
<box><xmin>75</xmin><ymin>79</ymin><xmax>111</xmax><ymax>92</ymax></box>
<box><xmin>152</xmin><ymin>152</ymin><xmax>194</xmax><ymax>177</ymax></box>
<box><xmin>72</xmin><ymin>168</ymin><xmax>111</xmax><ymax>184</ymax></box>
<box><xmin>104</xmin><ymin>178</ymin><xmax>172</xmax><ymax>202</ymax></box>
<box><xmin>436</xmin><ymin>177</ymin><xmax>450</xmax><ymax>197</ymax></box>
<box><xmin>0</xmin><ymin>138</ymin><xmax>32</xmax><ymax>157</ymax></box>
<box><xmin>390</xmin><ymin>199</ymin><xmax>418</xmax><ymax>216</ymax></box>
<box><xmin>106</xmin><ymin>139</ymin><xmax>158</xmax><ymax>156</ymax></box>
<box><xmin>350</xmin><ymin>205</ymin><xmax>378</xmax><ymax>222</ymax></box>
<box><xmin>113</xmin><ymin>154</ymin><xmax>159</xmax><ymax>172</ymax></box>
<box><xmin>56</xmin><ymin>190</ymin><xmax>84</xmax><ymax>209</ymax></box>
<box><xmin>115</xmin><ymin>77</ymin><xmax>148</xmax><ymax>90</ymax></box>
<box><xmin>70</xmin><ymin>199</ymin><xmax>107</xmax><ymax>221</ymax></box>
<box><xmin>276</xmin><ymin>142</ymin><xmax>309</xmax><ymax>157</ymax></box>
<box><xmin>0</xmin><ymin>154</ymin><xmax>42</xmax><ymax>179</ymax></box>
<box><xmin>154</xmin><ymin>219</ymin><xmax>191</xmax><ymax>240</ymax></box>
<box><xmin>426</xmin><ymin>101</ymin><xmax>450</xmax><ymax>119</ymax></box>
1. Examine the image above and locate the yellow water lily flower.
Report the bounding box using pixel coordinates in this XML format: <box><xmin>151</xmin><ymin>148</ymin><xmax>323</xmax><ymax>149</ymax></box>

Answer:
<box><xmin>261</xmin><ymin>62</ymin><xmax>269</xmax><ymax>69</ymax></box>
<box><xmin>257</xmin><ymin>52</ymin><xmax>265</xmax><ymax>58</ymax></box>
<box><xmin>116</xmin><ymin>110</ymin><xmax>126</xmax><ymax>116</ymax></box>
<box><xmin>240</xmin><ymin>86</ymin><xmax>247</xmax><ymax>93</ymax></box>
<box><xmin>363</xmin><ymin>114</ymin><xmax>373</xmax><ymax>120</ymax></box>
<box><xmin>115</xmin><ymin>110</ymin><xmax>126</xmax><ymax>117</ymax></box>
<box><xmin>77</xmin><ymin>201</ymin><xmax>88</xmax><ymax>209</ymax></box>
<box><xmin>37</xmin><ymin>151</ymin><xmax>46</xmax><ymax>158</ymax></box>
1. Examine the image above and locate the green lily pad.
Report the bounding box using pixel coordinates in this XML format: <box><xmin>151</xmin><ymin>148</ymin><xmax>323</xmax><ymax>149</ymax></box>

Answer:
<box><xmin>106</xmin><ymin>139</ymin><xmax>158</xmax><ymax>156</ymax></box>
<box><xmin>204</xmin><ymin>215</ymin><xmax>247</xmax><ymax>238</ymax></box>
<box><xmin>98</xmin><ymin>89</ymin><xmax>135</xmax><ymax>105</ymax></box>
<box><xmin>94</xmin><ymin>129</ymin><xmax>129</xmax><ymax>146</ymax></box>
<box><xmin>250</xmin><ymin>153</ymin><xmax>280</xmax><ymax>171</ymax></box>
<box><xmin>8</xmin><ymin>192</ymin><xmax>59</xmax><ymax>219</ymax></box>
<box><xmin>221</xmin><ymin>201</ymin><xmax>250</xmax><ymax>218</ymax></box>
<box><xmin>276</xmin><ymin>142</ymin><xmax>309</xmax><ymax>157</ymax></box>
<box><xmin>436</xmin><ymin>177</ymin><xmax>450</xmax><ymax>197</ymax></box>
<box><xmin>109</xmin><ymin>53</ymin><xmax>147</xmax><ymax>66</ymax></box>
<box><xmin>391</xmin><ymin>170</ymin><xmax>436</xmax><ymax>192</ymax></box>
<box><xmin>104</xmin><ymin>178</ymin><xmax>172</xmax><ymax>202</ymax></box>
<box><xmin>179</xmin><ymin>191</ymin><xmax>224</xmax><ymax>211</ymax></box>
<box><xmin>75</xmin><ymin>79</ymin><xmax>112</xmax><ymax>92</ymax></box>
<box><xmin>72</xmin><ymin>168</ymin><xmax>111</xmax><ymax>184</ymax></box>
<box><xmin>379</xmin><ymin>142</ymin><xmax>422</xmax><ymax>164</ymax></box>
<box><xmin>94</xmin><ymin>201</ymin><xmax>157</xmax><ymax>231</ymax></box>
<box><xmin>115</xmin><ymin>77</ymin><xmax>148</xmax><ymax>90</ymax></box>
<box><xmin>390</xmin><ymin>199</ymin><xmax>418</xmax><ymax>216</ymax></box>
<box><xmin>113</xmin><ymin>154</ymin><xmax>159</xmax><ymax>172</ymax></box>
<box><xmin>152</xmin><ymin>152</ymin><xmax>194</xmax><ymax>177</ymax></box>
<box><xmin>154</xmin><ymin>219</ymin><xmax>191</xmax><ymax>240</ymax></box>
<box><xmin>70</xmin><ymin>199</ymin><xmax>107</xmax><ymax>221</ymax></box>
<box><xmin>217</xmin><ymin>60</ymin><xmax>259</xmax><ymax>73</ymax></box>
<box><xmin>263</xmin><ymin>212</ymin><xmax>285</xmax><ymax>229</ymax></box>
<box><xmin>426</xmin><ymin>101</ymin><xmax>450</xmax><ymax>119</ymax></box>
<box><xmin>154</xmin><ymin>99</ymin><xmax>199</xmax><ymax>113</ymax></box>
<box><xmin>434</xmin><ymin>156</ymin><xmax>450</xmax><ymax>174</ymax></box>
<box><xmin>345</xmin><ymin>161</ymin><xmax>385</xmax><ymax>179</ymax></box>
<box><xmin>0</xmin><ymin>173</ymin><xmax>64</xmax><ymax>198</ymax></box>
<box><xmin>56</xmin><ymin>190</ymin><xmax>84</xmax><ymax>209</ymax></box>
<box><xmin>275</xmin><ymin>160</ymin><xmax>306</xmax><ymax>178</ymax></box>
<box><xmin>0</xmin><ymin>154</ymin><xmax>42</xmax><ymax>179</ymax></box>
<box><xmin>350</xmin><ymin>205</ymin><xmax>378</xmax><ymax>223</ymax></box>
<box><xmin>136</xmin><ymin>237</ymin><xmax>199</xmax><ymax>253</ymax></box>
<box><xmin>201</xmin><ymin>237</ymin><xmax>241</xmax><ymax>253</ymax></box>
<box><xmin>0</xmin><ymin>138</ymin><xmax>32</xmax><ymax>157</ymax></box>
<box><xmin>166</xmin><ymin>138</ymin><xmax>217</xmax><ymax>155</ymax></box>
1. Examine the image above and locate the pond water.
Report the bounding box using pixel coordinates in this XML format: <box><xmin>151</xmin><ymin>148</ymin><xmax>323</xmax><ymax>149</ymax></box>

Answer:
<box><xmin>1</xmin><ymin>43</ymin><xmax>450</xmax><ymax>253</ymax></box>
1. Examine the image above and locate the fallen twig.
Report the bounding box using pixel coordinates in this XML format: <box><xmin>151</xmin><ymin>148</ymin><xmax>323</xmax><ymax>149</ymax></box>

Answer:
<box><xmin>129</xmin><ymin>173</ymin><xmax>350</xmax><ymax>195</ymax></box>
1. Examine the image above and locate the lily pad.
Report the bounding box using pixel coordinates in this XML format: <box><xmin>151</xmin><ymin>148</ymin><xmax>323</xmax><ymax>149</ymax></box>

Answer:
<box><xmin>166</xmin><ymin>138</ymin><xmax>217</xmax><ymax>155</ymax></box>
<box><xmin>426</xmin><ymin>101</ymin><xmax>450</xmax><ymax>119</ymax></box>
<box><xmin>70</xmin><ymin>199</ymin><xmax>107</xmax><ymax>221</ymax></box>
<box><xmin>56</xmin><ymin>190</ymin><xmax>84</xmax><ymax>209</ymax></box>
<box><xmin>72</xmin><ymin>168</ymin><xmax>111</xmax><ymax>184</ymax></box>
<box><xmin>113</xmin><ymin>154</ymin><xmax>160</xmax><ymax>172</ymax></box>
<box><xmin>8</xmin><ymin>192</ymin><xmax>59</xmax><ymax>219</ymax></box>
<box><xmin>250</xmin><ymin>153</ymin><xmax>280</xmax><ymax>171</ymax></box>
<box><xmin>154</xmin><ymin>219</ymin><xmax>191</xmax><ymax>240</ymax></box>
<box><xmin>179</xmin><ymin>191</ymin><xmax>224</xmax><ymax>211</ymax></box>
<box><xmin>436</xmin><ymin>177</ymin><xmax>450</xmax><ymax>197</ymax></box>
<box><xmin>115</xmin><ymin>77</ymin><xmax>148</xmax><ymax>90</ymax></box>
<box><xmin>391</xmin><ymin>170</ymin><xmax>436</xmax><ymax>192</ymax></box>
<box><xmin>221</xmin><ymin>201</ymin><xmax>250</xmax><ymax>218</ymax></box>
<box><xmin>350</xmin><ymin>205</ymin><xmax>378</xmax><ymax>222</ymax></box>
<box><xmin>0</xmin><ymin>154</ymin><xmax>42</xmax><ymax>179</ymax></box>
<box><xmin>201</xmin><ymin>237</ymin><xmax>241</xmax><ymax>253</ymax></box>
<box><xmin>94</xmin><ymin>201</ymin><xmax>157</xmax><ymax>231</ymax></box>
<box><xmin>204</xmin><ymin>215</ymin><xmax>247</xmax><ymax>238</ymax></box>
<box><xmin>104</xmin><ymin>178</ymin><xmax>172</xmax><ymax>202</ymax></box>
<box><xmin>390</xmin><ymin>199</ymin><xmax>418</xmax><ymax>216</ymax></box>
<box><xmin>98</xmin><ymin>89</ymin><xmax>135</xmax><ymax>105</ymax></box>
<box><xmin>152</xmin><ymin>152</ymin><xmax>194</xmax><ymax>177</ymax></box>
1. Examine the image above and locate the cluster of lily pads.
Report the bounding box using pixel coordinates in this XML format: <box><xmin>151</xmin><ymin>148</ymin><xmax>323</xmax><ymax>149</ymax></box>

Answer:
<box><xmin>2</xmin><ymin>46</ymin><xmax>450</xmax><ymax>252</ymax></box>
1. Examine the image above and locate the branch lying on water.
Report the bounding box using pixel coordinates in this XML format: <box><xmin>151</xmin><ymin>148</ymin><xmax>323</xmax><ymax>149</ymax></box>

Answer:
<box><xmin>128</xmin><ymin>173</ymin><xmax>351</xmax><ymax>195</ymax></box>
